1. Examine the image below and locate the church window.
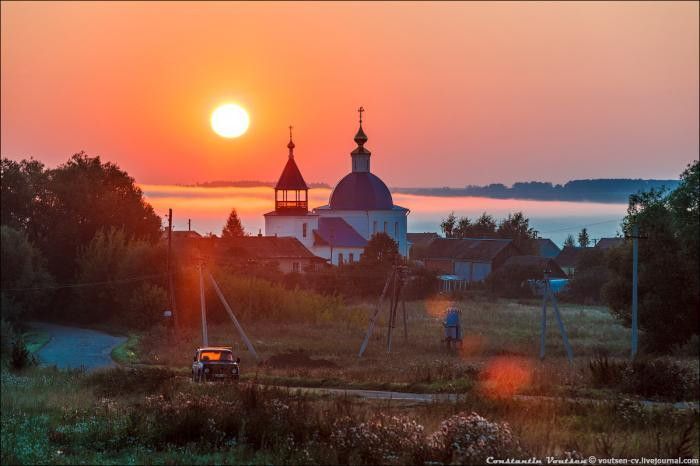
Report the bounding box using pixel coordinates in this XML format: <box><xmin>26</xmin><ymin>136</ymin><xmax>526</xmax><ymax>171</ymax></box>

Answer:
<box><xmin>373</xmin><ymin>221</ymin><xmax>377</xmax><ymax>233</ymax></box>
<box><xmin>338</xmin><ymin>253</ymin><xmax>344</xmax><ymax>265</ymax></box>
<box><xmin>292</xmin><ymin>262</ymin><xmax>300</xmax><ymax>273</ymax></box>
<box><xmin>302</xmin><ymin>223</ymin><xmax>307</xmax><ymax>238</ymax></box>
<box><xmin>349</xmin><ymin>253</ymin><xmax>354</xmax><ymax>263</ymax></box>
<box><xmin>394</xmin><ymin>222</ymin><xmax>399</xmax><ymax>238</ymax></box>
<box><xmin>384</xmin><ymin>221</ymin><xmax>388</xmax><ymax>232</ymax></box>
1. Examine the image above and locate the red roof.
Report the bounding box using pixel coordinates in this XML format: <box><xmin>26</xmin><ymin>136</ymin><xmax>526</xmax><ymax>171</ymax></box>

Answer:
<box><xmin>219</xmin><ymin>236</ymin><xmax>322</xmax><ymax>260</ymax></box>
<box><xmin>275</xmin><ymin>157</ymin><xmax>308</xmax><ymax>190</ymax></box>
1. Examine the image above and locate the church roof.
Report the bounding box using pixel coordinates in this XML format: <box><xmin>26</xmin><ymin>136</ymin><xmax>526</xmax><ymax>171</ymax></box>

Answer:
<box><xmin>275</xmin><ymin>157</ymin><xmax>308</xmax><ymax>190</ymax></box>
<box><xmin>329</xmin><ymin>172</ymin><xmax>393</xmax><ymax>210</ymax></box>
<box><xmin>313</xmin><ymin>217</ymin><xmax>368</xmax><ymax>248</ymax></box>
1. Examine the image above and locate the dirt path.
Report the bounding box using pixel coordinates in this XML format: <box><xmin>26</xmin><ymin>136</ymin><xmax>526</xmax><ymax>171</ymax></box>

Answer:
<box><xmin>259</xmin><ymin>385</ymin><xmax>699</xmax><ymax>411</ymax></box>
<box><xmin>30</xmin><ymin>322</ymin><xmax>126</xmax><ymax>371</ymax></box>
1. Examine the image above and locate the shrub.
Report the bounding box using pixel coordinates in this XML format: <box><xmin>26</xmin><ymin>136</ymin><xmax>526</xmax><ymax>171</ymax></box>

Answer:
<box><xmin>588</xmin><ymin>350</ymin><xmax>626</xmax><ymax>387</ymax></box>
<box><xmin>620</xmin><ymin>358</ymin><xmax>698</xmax><ymax>401</ymax></box>
<box><xmin>486</xmin><ymin>264</ymin><xmax>542</xmax><ymax>298</ymax></box>
<box><xmin>331</xmin><ymin>413</ymin><xmax>426</xmax><ymax>464</ymax></box>
<box><xmin>9</xmin><ymin>336</ymin><xmax>35</xmax><ymax>371</ymax></box>
<box><xmin>428</xmin><ymin>412</ymin><xmax>522</xmax><ymax>464</ymax></box>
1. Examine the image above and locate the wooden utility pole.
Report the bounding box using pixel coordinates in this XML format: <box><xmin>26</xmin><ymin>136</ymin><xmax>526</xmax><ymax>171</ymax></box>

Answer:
<box><xmin>188</xmin><ymin>219</ymin><xmax>191</xmax><ymax>232</ymax></box>
<box><xmin>166</xmin><ymin>208</ymin><xmax>178</xmax><ymax>328</ymax></box>
<box><xmin>198</xmin><ymin>262</ymin><xmax>208</xmax><ymax>346</ymax></box>
<box><xmin>359</xmin><ymin>270</ymin><xmax>394</xmax><ymax>357</ymax></box>
<box><xmin>631</xmin><ymin>224</ymin><xmax>639</xmax><ymax>359</ymax></box>
<box><xmin>208</xmin><ymin>271</ymin><xmax>260</xmax><ymax>361</ymax></box>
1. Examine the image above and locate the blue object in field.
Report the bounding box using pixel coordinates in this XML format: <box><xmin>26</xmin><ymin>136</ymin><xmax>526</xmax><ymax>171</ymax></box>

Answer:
<box><xmin>443</xmin><ymin>308</ymin><xmax>462</xmax><ymax>341</ymax></box>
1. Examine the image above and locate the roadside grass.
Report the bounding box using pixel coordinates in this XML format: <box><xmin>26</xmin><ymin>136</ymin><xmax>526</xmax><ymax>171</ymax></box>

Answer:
<box><xmin>111</xmin><ymin>334</ymin><xmax>140</xmax><ymax>365</ymax></box>
<box><xmin>133</xmin><ymin>296</ymin><xmax>698</xmax><ymax>401</ymax></box>
<box><xmin>1</xmin><ymin>365</ymin><xmax>698</xmax><ymax>464</ymax></box>
<box><xmin>22</xmin><ymin>330</ymin><xmax>51</xmax><ymax>354</ymax></box>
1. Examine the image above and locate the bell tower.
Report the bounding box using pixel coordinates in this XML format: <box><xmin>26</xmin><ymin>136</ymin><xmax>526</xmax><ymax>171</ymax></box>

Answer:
<box><xmin>274</xmin><ymin>126</ymin><xmax>309</xmax><ymax>213</ymax></box>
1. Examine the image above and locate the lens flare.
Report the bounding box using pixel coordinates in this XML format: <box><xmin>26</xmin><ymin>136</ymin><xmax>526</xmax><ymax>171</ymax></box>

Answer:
<box><xmin>479</xmin><ymin>357</ymin><xmax>533</xmax><ymax>398</ymax></box>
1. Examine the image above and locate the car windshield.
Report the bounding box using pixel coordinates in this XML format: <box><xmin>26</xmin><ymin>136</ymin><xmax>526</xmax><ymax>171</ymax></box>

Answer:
<box><xmin>199</xmin><ymin>350</ymin><xmax>233</xmax><ymax>362</ymax></box>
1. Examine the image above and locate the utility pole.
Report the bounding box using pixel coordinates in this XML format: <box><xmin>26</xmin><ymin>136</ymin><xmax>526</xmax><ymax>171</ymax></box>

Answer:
<box><xmin>188</xmin><ymin>219</ymin><xmax>191</xmax><ymax>232</ymax></box>
<box><xmin>631</xmin><ymin>223</ymin><xmax>639</xmax><ymax>359</ymax></box>
<box><xmin>166</xmin><ymin>208</ymin><xmax>177</xmax><ymax>328</ymax></box>
<box><xmin>198</xmin><ymin>261</ymin><xmax>209</xmax><ymax>346</ymax></box>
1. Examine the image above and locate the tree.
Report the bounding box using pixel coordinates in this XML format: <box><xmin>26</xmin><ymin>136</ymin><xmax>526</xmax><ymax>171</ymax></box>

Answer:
<box><xmin>0</xmin><ymin>226</ymin><xmax>54</xmax><ymax>322</ymax></box>
<box><xmin>4</xmin><ymin>153</ymin><xmax>163</xmax><ymax>281</ymax></box>
<box><xmin>564</xmin><ymin>248</ymin><xmax>609</xmax><ymax>303</ymax></box>
<box><xmin>440</xmin><ymin>212</ymin><xmax>457</xmax><ymax>238</ymax></box>
<box><xmin>577</xmin><ymin>228</ymin><xmax>590</xmax><ymax>247</ymax></box>
<box><xmin>497</xmin><ymin>211</ymin><xmax>538</xmax><ymax>254</ymax></box>
<box><xmin>72</xmin><ymin>227</ymin><xmax>166</xmax><ymax>325</ymax></box>
<box><xmin>472</xmin><ymin>213</ymin><xmax>498</xmax><ymax>238</ymax></box>
<box><xmin>563</xmin><ymin>234</ymin><xmax>576</xmax><ymax>248</ymax></box>
<box><xmin>221</xmin><ymin>208</ymin><xmax>245</xmax><ymax>240</ymax></box>
<box><xmin>454</xmin><ymin>216</ymin><xmax>472</xmax><ymax>238</ymax></box>
<box><xmin>603</xmin><ymin>160</ymin><xmax>699</xmax><ymax>351</ymax></box>
<box><xmin>361</xmin><ymin>232</ymin><xmax>400</xmax><ymax>267</ymax></box>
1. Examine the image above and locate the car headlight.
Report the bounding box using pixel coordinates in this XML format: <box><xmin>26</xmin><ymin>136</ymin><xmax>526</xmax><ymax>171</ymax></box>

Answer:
<box><xmin>204</xmin><ymin>368</ymin><xmax>210</xmax><ymax>373</ymax></box>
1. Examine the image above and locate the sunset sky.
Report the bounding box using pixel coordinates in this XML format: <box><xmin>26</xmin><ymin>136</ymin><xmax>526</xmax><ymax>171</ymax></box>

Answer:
<box><xmin>2</xmin><ymin>1</ymin><xmax>698</xmax><ymax>187</ymax></box>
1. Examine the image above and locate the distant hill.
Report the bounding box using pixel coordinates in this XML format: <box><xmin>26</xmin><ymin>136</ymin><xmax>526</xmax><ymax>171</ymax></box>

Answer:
<box><xmin>391</xmin><ymin>179</ymin><xmax>680</xmax><ymax>203</ymax></box>
<box><xmin>184</xmin><ymin>178</ymin><xmax>679</xmax><ymax>203</ymax></box>
<box><xmin>180</xmin><ymin>180</ymin><xmax>332</xmax><ymax>189</ymax></box>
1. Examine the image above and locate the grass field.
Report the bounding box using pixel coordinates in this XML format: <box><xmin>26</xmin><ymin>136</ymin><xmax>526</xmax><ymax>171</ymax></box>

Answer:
<box><xmin>134</xmin><ymin>296</ymin><xmax>699</xmax><ymax>400</ymax></box>
<box><xmin>2</xmin><ymin>365</ymin><xmax>698</xmax><ymax>465</ymax></box>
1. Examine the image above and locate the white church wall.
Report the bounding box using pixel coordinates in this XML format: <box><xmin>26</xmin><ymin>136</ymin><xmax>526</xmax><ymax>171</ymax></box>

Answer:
<box><xmin>312</xmin><ymin>245</ymin><xmax>364</xmax><ymax>266</ymax></box>
<box><xmin>264</xmin><ymin>214</ymin><xmax>318</xmax><ymax>251</ymax></box>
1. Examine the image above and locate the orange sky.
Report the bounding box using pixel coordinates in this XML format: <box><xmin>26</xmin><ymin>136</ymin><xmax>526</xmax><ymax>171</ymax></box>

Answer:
<box><xmin>2</xmin><ymin>1</ymin><xmax>698</xmax><ymax>186</ymax></box>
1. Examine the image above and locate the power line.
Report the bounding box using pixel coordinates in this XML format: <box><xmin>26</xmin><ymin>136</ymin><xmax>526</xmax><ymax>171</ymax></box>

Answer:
<box><xmin>538</xmin><ymin>219</ymin><xmax>620</xmax><ymax>235</ymax></box>
<box><xmin>1</xmin><ymin>273</ymin><xmax>168</xmax><ymax>293</ymax></box>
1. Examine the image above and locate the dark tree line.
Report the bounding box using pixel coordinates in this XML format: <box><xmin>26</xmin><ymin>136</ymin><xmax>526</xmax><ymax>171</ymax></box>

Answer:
<box><xmin>439</xmin><ymin>211</ymin><xmax>538</xmax><ymax>254</ymax></box>
<box><xmin>1</xmin><ymin>153</ymin><xmax>165</xmax><ymax>328</ymax></box>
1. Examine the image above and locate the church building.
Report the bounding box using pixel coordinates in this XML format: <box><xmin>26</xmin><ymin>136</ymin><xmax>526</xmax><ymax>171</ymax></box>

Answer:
<box><xmin>264</xmin><ymin>108</ymin><xmax>409</xmax><ymax>265</ymax></box>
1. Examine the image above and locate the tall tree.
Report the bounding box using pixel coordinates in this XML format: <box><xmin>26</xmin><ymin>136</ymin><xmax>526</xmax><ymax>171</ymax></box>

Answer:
<box><xmin>497</xmin><ymin>211</ymin><xmax>538</xmax><ymax>254</ymax></box>
<box><xmin>472</xmin><ymin>213</ymin><xmax>498</xmax><ymax>238</ymax></box>
<box><xmin>361</xmin><ymin>232</ymin><xmax>400</xmax><ymax>267</ymax></box>
<box><xmin>221</xmin><ymin>208</ymin><xmax>246</xmax><ymax>240</ymax></box>
<box><xmin>577</xmin><ymin>228</ymin><xmax>590</xmax><ymax>247</ymax></box>
<box><xmin>603</xmin><ymin>160</ymin><xmax>699</xmax><ymax>351</ymax></box>
<box><xmin>563</xmin><ymin>234</ymin><xmax>576</xmax><ymax>248</ymax></box>
<box><xmin>2</xmin><ymin>153</ymin><xmax>162</xmax><ymax>281</ymax></box>
<box><xmin>454</xmin><ymin>216</ymin><xmax>472</xmax><ymax>238</ymax></box>
<box><xmin>440</xmin><ymin>212</ymin><xmax>457</xmax><ymax>238</ymax></box>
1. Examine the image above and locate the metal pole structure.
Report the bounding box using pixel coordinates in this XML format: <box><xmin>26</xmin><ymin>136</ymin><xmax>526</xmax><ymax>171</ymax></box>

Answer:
<box><xmin>198</xmin><ymin>262</ymin><xmax>208</xmax><ymax>346</ymax></box>
<box><xmin>539</xmin><ymin>277</ymin><xmax>548</xmax><ymax>360</ymax></box>
<box><xmin>359</xmin><ymin>269</ymin><xmax>394</xmax><ymax>357</ymax></box>
<box><xmin>208</xmin><ymin>271</ymin><xmax>260</xmax><ymax>361</ymax></box>
<box><xmin>631</xmin><ymin>223</ymin><xmax>639</xmax><ymax>359</ymax></box>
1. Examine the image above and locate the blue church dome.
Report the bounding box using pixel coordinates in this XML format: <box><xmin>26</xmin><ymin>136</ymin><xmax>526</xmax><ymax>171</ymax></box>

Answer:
<box><xmin>329</xmin><ymin>172</ymin><xmax>394</xmax><ymax>210</ymax></box>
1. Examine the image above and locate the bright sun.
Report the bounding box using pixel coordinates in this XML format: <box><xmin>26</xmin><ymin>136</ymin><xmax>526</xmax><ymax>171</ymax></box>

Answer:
<box><xmin>211</xmin><ymin>103</ymin><xmax>249</xmax><ymax>138</ymax></box>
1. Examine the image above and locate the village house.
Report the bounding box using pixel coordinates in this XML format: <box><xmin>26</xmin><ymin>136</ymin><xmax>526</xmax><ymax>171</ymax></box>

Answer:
<box><xmin>501</xmin><ymin>255</ymin><xmax>567</xmax><ymax>278</ymax></box>
<box><xmin>554</xmin><ymin>246</ymin><xmax>586</xmax><ymax>277</ymax></box>
<box><xmin>422</xmin><ymin>237</ymin><xmax>522</xmax><ymax>282</ymax></box>
<box><xmin>407</xmin><ymin>232</ymin><xmax>440</xmax><ymax>258</ymax></box>
<box><xmin>535</xmin><ymin>238</ymin><xmax>561</xmax><ymax>258</ymax></box>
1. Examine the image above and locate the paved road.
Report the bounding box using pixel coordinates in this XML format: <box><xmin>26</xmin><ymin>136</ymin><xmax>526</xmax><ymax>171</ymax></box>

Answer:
<box><xmin>31</xmin><ymin>322</ymin><xmax>126</xmax><ymax>371</ymax></box>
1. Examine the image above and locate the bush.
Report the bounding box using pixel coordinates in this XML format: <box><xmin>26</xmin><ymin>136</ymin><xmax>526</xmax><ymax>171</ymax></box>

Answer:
<box><xmin>331</xmin><ymin>414</ymin><xmax>426</xmax><ymax>464</ymax></box>
<box><xmin>486</xmin><ymin>264</ymin><xmax>542</xmax><ymax>298</ymax></box>
<box><xmin>620</xmin><ymin>358</ymin><xmax>698</xmax><ymax>401</ymax></box>
<box><xmin>588</xmin><ymin>350</ymin><xmax>626</xmax><ymax>387</ymax></box>
<box><xmin>10</xmin><ymin>337</ymin><xmax>35</xmax><ymax>371</ymax></box>
<box><xmin>427</xmin><ymin>411</ymin><xmax>523</xmax><ymax>464</ymax></box>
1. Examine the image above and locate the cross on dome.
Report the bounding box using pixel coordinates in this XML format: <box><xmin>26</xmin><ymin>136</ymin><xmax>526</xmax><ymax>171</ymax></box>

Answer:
<box><xmin>287</xmin><ymin>125</ymin><xmax>295</xmax><ymax>157</ymax></box>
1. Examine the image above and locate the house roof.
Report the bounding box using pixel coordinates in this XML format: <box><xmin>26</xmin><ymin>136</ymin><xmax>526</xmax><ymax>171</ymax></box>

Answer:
<box><xmin>422</xmin><ymin>238</ymin><xmax>514</xmax><ymax>262</ymax></box>
<box><xmin>535</xmin><ymin>238</ymin><xmax>561</xmax><ymax>257</ymax></box>
<box><xmin>407</xmin><ymin>232</ymin><xmax>440</xmax><ymax>246</ymax></box>
<box><xmin>220</xmin><ymin>236</ymin><xmax>321</xmax><ymax>260</ymax></box>
<box><xmin>170</xmin><ymin>230</ymin><xmax>202</xmax><ymax>240</ymax></box>
<box><xmin>275</xmin><ymin>157</ymin><xmax>308</xmax><ymax>190</ymax></box>
<box><xmin>595</xmin><ymin>237</ymin><xmax>624</xmax><ymax>249</ymax></box>
<box><xmin>313</xmin><ymin>217</ymin><xmax>368</xmax><ymax>248</ymax></box>
<box><xmin>503</xmin><ymin>255</ymin><xmax>567</xmax><ymax>277</ymax></box>
<box><xmin>555</xmin><ymin>246</ymin><xmax>587</xmax><ymax>268</ymax></box>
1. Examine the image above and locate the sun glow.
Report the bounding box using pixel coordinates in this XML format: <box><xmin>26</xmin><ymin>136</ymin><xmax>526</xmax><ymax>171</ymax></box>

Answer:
<box><xmin>211</xmin><ymin>103</ymin><xmax>249</xmax><ymax>138</ymax></box>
